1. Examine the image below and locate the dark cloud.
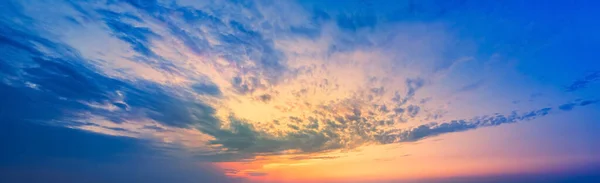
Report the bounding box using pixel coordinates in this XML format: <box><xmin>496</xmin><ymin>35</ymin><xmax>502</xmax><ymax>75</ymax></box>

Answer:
<box><xmin>307</xmin><ymin>118</ymin><xmax>320</xmax><ymax>129</ymax></box>
<box><xmin>0</xmin><ymin>2</ymin><xmax>227</xmax><ymax>159</ymax></box>
<box><xmin>370</xmin><ymin>86</ymin><xmax>385</xmax><ymax>96</ymax></box>
<box><xmin>407</xmin><ymin>105</ymin><xmax>421</xmax><ymax>117</ymax></box>
<box><xmin>0</xmin><ymin>120</ymin><xmax>235</xmax><ymax>183</ymax></box>
<box><xmin>559</xmin><ymin>99</ymin><xmax>598</xmax><ymax>111</ymax></box>
<box><xmin>223</xmin><ymin>168</ymin><xmax>240</xmax><ymax>175</ymax></box>
<box><xmin>97</xmin><ymin>0</ymin><xmax>288</xmax><ymax>92</ymax></box>
<box><xmin>288</xmin><ymin>155</ymin><xmax>340</xmax><ymax>161</ymax></box>
<box><xmin>565</xmin><ymin>71</ymin><xmax>600</xmax><ymax>92</ymax></box>
<box><xmin>1</xmin><ymin>6</ymin><xmax>249</xmax><ymax>141</ymax></box>
<box><xmin>190</xmin><ymin>83</ymin><xmax>222</xmax><ymax>96</ymax></box>
<box><xmin>0</xmin><ymin>27</ymin><xmax>122</xmax><ymax>125</ymax></box>
<box><xmin>199</xmin><ymin>118</ymin><xmax>348</xmax><ymax>161</ymax></box>
<box><xmin>257</xmin><ymin>94</ymin><xmax>272</xmax><ymax>102</ymax></box>
<box><xmin>559</xmin><ymin>103</ymin><xmax>576</xmax><ymax>111</ymax></box>
<box><xmin>375</xmin><ymin>102</ymin><xmax>599</xmax><ymax>143</ymax></box>
<box><xmin>579</xmin><ymin>99</ymin><xmax>599</xmax><ymax>106</ymax></box>
<box><xmin>245</xmin><ymin>171</ymin><xmax>268</xmax><ymax>177</ymax></box>
<box><xmin>401</xmin><ymin>78</ymin><xmax>425</xmax><ymax>105</ymax></box>
<box><xmin>208</xmin><ymin>119</ymin><xmax>286</xmax><ymax>155</ymax></box>
<box><xmin>394</xmin><ymin>107</ymin><xmax>405</xmax><ymax>113</ymax></box>
<box><xmin>420</xmin><ymin>97</ymin><xmax>432</xmax><ymax>104</ymax></box>
<box><xmin>99</xmin><ymin>10</ymin><xmax>159</xmax><ymax>57</ymax></box>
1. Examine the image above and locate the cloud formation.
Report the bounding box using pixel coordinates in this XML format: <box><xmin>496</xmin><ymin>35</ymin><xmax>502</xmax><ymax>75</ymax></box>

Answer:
<box><xmin>566</xmin><ymin>71</ymin><xmax>600</xmax><ymax>92</ymax></box>
<box><xmin>1</xmin><ymin>0</ymin><xmax>598</xmax><ymax>166</ymax></box>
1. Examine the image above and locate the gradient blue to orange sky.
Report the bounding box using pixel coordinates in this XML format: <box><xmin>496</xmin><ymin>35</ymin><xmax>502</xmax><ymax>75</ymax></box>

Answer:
<box><xmin>1</xmin><ymin>0</ymin><xmax>599</xmax><ymax>183</ymax></box>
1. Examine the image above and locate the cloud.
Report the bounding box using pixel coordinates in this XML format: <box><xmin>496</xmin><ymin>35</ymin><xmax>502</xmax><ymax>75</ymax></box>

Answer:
<box><xmin>565</xmin><ymin>71</ymin><xmax>600</xmax><ymax>92</ymax></box>
<box><xmin>288</xmin><ymin>155</ymin><xmax>340</xmax><ymax>161</ymax></box>
<box><xmin>2</xmin><ymin>0</ymin><xmax>599</xmax><ymax>166</ymax></box>
<box><xmin>559</xmin><ymin>103</ymin><xmax>576</xmax><ymax>111</ymax></box>
<box><xmin>558</xmin><ymin>99</ymin><xmax>599</xmax><ymax>111</ymax></box>
<box><xmin>456</xmin><ymin>79</ymin><xmax>485</xmax><ymax>93</ymax></box>
<box><xmin>245</xmin><ymin>171</ymin><xmax>268</xmax><ymax>177</ymax></box>
<box><xmin>0</xmin><ymin>119</ymin><xmax>235</xmax><ymax>183</ymax></box>
<box><xmin>375</xmin><ymin>98</ymin><xmax>600</xmax><ymax>143</ymax></box>
<box><xmin>0</xmin><ymin>1</ymin><xmax>223</xmax><ymax>154</ymax></box>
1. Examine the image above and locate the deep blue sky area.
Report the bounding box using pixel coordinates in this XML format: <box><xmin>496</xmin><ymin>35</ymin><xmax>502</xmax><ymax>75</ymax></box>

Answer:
<box><xmin>1</xmin><ymin>0</ymin><xmax>599</xmax><ymax>182</ymax></box>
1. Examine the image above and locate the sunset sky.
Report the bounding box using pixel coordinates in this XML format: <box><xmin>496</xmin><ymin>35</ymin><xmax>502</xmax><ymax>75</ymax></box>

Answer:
<box><xmin>1</xmin><ymin>0</ymin><xmax>599</xmax><ymax>182</ymax></box>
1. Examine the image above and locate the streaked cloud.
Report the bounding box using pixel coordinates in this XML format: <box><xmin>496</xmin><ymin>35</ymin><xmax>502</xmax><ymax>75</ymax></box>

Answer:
<box><xmin>566</xmin><ymin>71</ymin><xmax>600</xmax><ymax>92</ymax></box>
<box><xmin>1</xmin><ymin>1</ymin><xmax>599</xmax><ymax>182</ymax></box>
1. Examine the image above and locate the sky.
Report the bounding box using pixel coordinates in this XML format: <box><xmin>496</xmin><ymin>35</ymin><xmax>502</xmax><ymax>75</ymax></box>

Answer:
<box><xmin>1</xmin><ymin>0</ymin><xmax>599</xmax><ymax>182</ymax></box>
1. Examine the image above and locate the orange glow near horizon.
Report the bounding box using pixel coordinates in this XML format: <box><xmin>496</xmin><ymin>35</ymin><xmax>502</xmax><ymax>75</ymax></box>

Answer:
<box><xmin>213</xmin><ymin>124</ymin><xmax>600</xmax><ymax>183</ymax></box>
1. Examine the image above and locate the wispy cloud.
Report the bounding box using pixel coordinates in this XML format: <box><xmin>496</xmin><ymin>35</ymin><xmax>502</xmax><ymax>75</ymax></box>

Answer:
<box><xmin>566</xmin><ymin>71</ymin><xmax>600</xmax><ymax>92</ymax></box>
<box><xmin>1</xmin><ymin>0</ymin><xmax>598</xmax><ymax>166</ymax></box>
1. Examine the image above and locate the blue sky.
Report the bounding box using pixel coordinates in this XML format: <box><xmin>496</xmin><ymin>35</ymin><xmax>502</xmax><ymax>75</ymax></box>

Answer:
<box><xmin>1</xmin><ymin>0</ymin><xmax>599</xmax><ymax>182</ymax></box>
